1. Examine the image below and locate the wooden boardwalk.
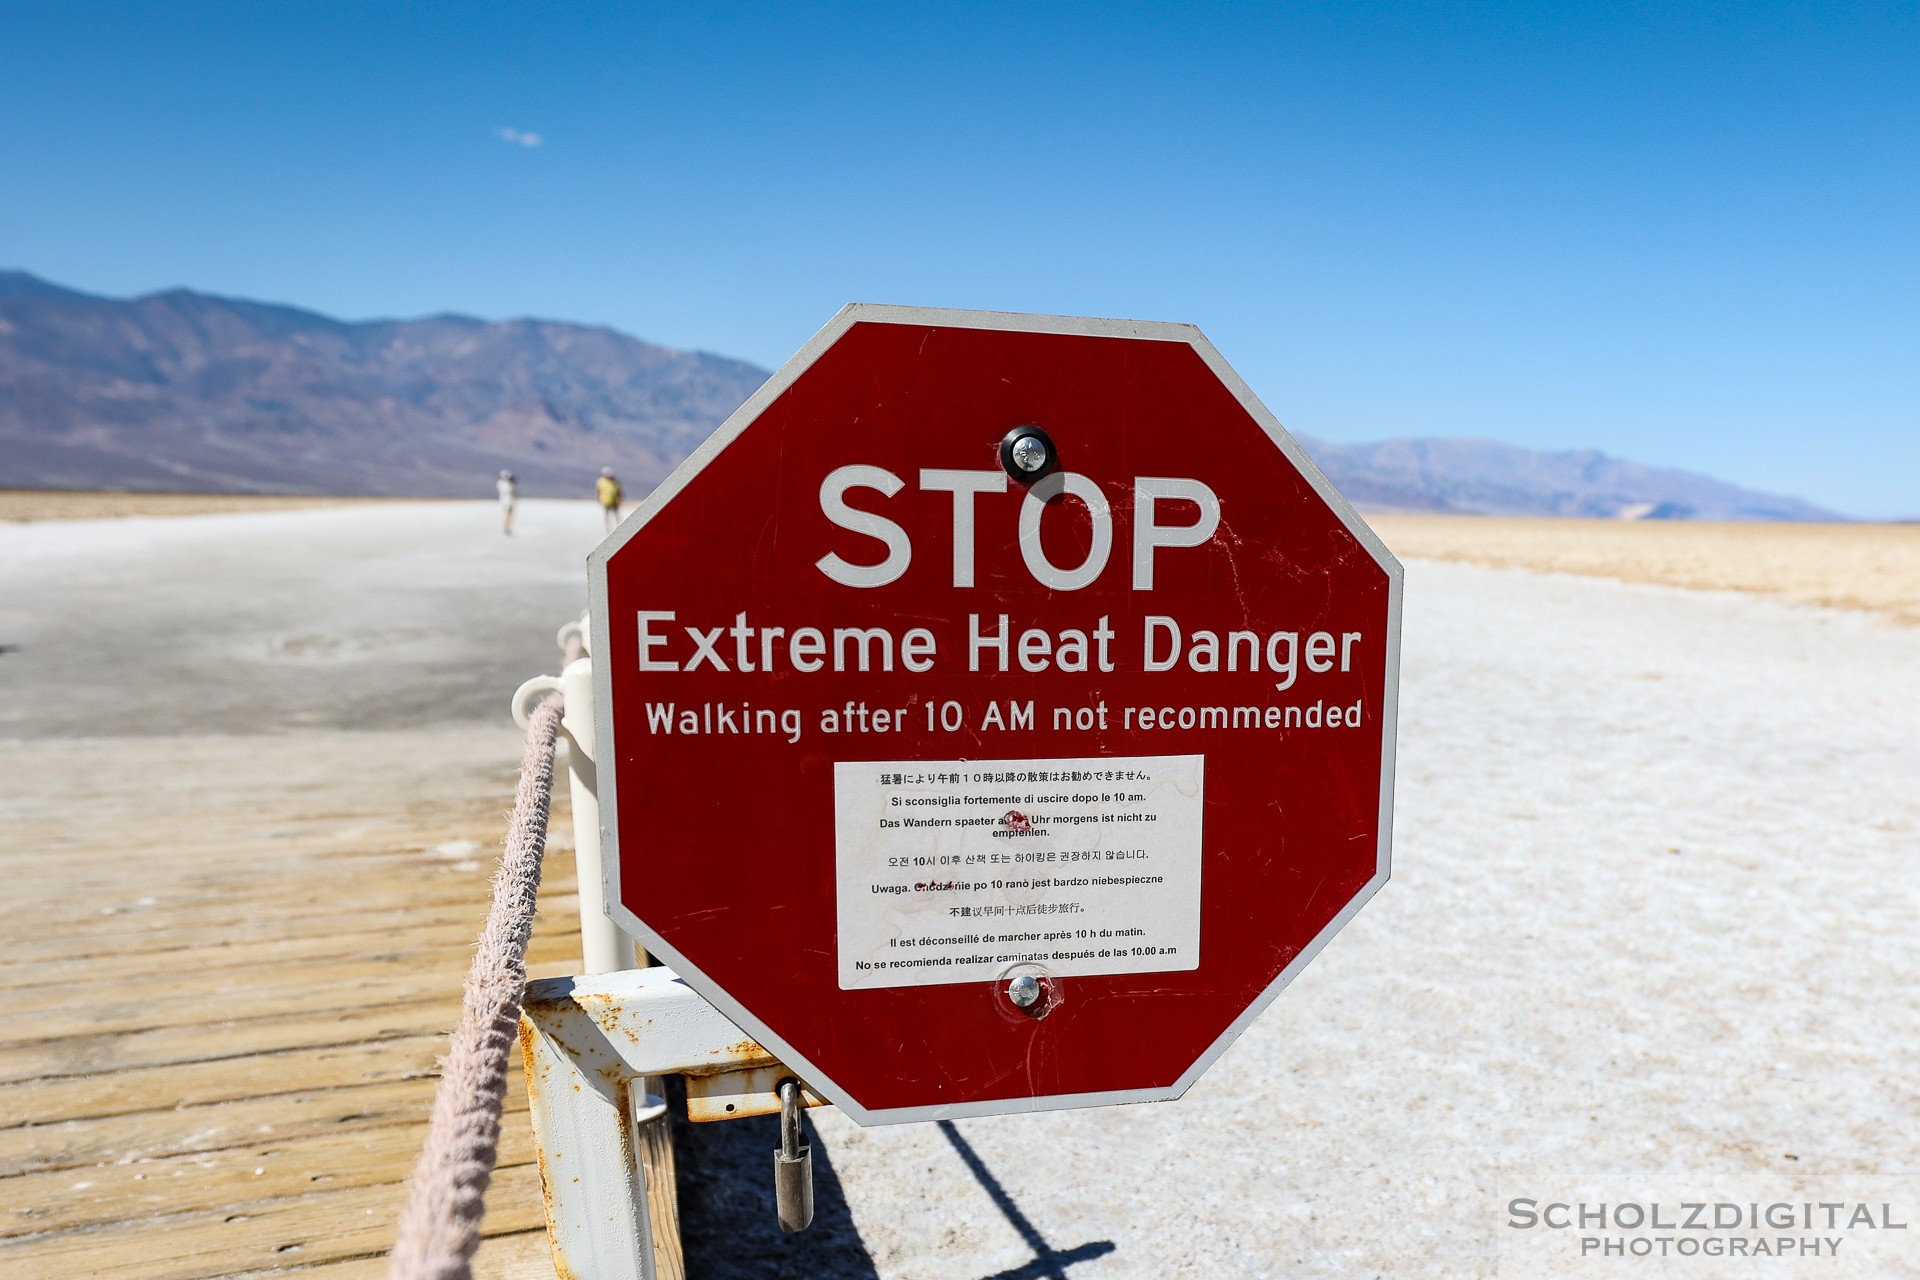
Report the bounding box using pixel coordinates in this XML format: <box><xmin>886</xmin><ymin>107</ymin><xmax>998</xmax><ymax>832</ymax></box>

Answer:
<box><xmin>0</xmin><ymin>729</ymin><xmax>579</xmax><ymax>1279</ymax></box>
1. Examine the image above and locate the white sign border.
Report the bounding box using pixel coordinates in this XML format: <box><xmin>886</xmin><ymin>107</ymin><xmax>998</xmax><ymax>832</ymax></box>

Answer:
<box><xmin>585</xmin><ymin>303</ymin><xmax>1405</xmax><ymax>1127</ymax></box>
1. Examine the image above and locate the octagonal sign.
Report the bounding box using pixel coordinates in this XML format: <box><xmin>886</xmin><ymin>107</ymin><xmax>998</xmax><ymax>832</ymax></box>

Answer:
<box><xmin>588</xmin><ymin>305</ymin><xmax>1402</xmax><ymax>1124</ymax></box>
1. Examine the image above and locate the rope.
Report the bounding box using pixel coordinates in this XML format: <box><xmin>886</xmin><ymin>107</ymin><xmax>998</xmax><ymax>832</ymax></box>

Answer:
<box><xmin>388</xmin><ymin>688</ymin><xmax>567</xmax><ymax>1280</ymax></box>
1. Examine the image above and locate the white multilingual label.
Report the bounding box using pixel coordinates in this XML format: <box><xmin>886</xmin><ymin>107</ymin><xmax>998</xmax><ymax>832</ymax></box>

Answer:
<box><xmin>834</xmin><ymin>754</ymin><xmax>1204</xmax><ymax>990</ymax></box>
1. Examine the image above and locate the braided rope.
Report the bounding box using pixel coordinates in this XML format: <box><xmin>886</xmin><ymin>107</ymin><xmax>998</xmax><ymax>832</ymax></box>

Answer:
<box><xmin>388</xmin><ymin>690</ymin><xmax>565</xmax><ymax>1280</ymax></box>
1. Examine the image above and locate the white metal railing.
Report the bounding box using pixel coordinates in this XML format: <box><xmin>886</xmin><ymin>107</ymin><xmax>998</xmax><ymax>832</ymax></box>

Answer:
<box><xmin>509</xmin><ymin>616</ymin><xmax>823</xmax><ymax>1279</ymax></box>
<box><xmin>511</xmin><ymin>615</ymin><xmax>633</xmax><ymax>975</ymax></box>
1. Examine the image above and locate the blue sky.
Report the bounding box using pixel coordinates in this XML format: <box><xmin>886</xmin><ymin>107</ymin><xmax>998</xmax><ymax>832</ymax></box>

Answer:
<box><xmin>4</xmin><ymin>3</ymin><xmax>1915</xmax><ymax>517</ymax></box>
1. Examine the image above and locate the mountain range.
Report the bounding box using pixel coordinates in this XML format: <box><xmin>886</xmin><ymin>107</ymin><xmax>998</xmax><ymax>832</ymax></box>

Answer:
<box><xmin>0</xmin><ymin>270</ymin><xmax>765</xmax><ymax>497</ymax></box>
<box><xmin>1293</xmin><ymin>435</ymin><xmax>1836</xmax><ymax>521</ymax></box>
<box><xmin>0</xmin><ymin>271</ymin><xmax>1839</xmax><ymax>519</ymax></box>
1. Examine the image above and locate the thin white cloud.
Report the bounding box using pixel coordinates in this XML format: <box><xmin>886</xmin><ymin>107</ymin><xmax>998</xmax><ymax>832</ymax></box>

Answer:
<box><xmin>495</xmin><ymin>127</ymin><xmax>543</xmax><ymax>148</ymax></box>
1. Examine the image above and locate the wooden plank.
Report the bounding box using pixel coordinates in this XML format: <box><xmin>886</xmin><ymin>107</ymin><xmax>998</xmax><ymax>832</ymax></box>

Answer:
<box><xmin>0</xmin><ymin>1079</ymin><xmax>521</xmax><ymax>1178</ymax></box>
<box><xmin>4</xmin><ymin>892</ymin><xmax>582</xmax><ymax>965</ymax></box>
<box><xmin>9</xmin><ymin>839</ymin><xmax>519</xmax><ymax>882</ymax></box>
<box><xmin>0</xmin><ymin>913</ymin><xmax>577</xmax><ymax>993</ymax></box>
<box><xmin>0</xmin><ymin>725</ymin><xmax>598</xmax><ymax>1278</ymax></box>
<box><xmin>0</xmin><ymin>998</ymin><xmax>460</xmax><ymax>1086</ymax></box>
<box><xmin>0</xmin><ymin>927</ymin><xmax>584</xmax><ymax>1050</ymax></box>
<box><xmin>0</xmin><ymin>860</ymin><xmax>575</xmax><ymax>940</ymax></box>
<box><xmin>0</xmin><ymin>939</ymin><xmax>584</xmax><ymax>1085</ymax></box>
<box><xmin>0</xmin><ymin>873</ymin><xmax>502</xmax><ymax>932</ymax></box>
<box><xmin>0</xmin><ymin>823</ymin><xmax>524</xmax><ymax>867</ymax></box>
<box><xmin>0</xmin><ymin>889</ymin><xmax>474</xmax><ymax>937</ymax></box>
<box><xmin>0</xmin><ymin>1159</ymin><xmax>547</xmax><ymax>1280</ymax></box>
<box><xmin>2</xmin><ymin>1107</ymin><xmax>537</xmax><ymax>1239</ymax></box>
<box><xmin>6</xmin><ymin>971</ymin><xmax>472</xmax><ymax>1047</ymax></box>
<box><xmin>3</xmin><ymin>876</ymin><xmax>531</xmax><ymax>946</ymax></box>
<box><xmin>637</xmin><ymin>1089</ymin><xmax>684</xmax><ymax>1280</ymax></box>
<box><xmin>5</xmin><ymin>905</ymin><xmax>576</xmax><ymax>997</ymax></box>
<box><xmin>217</xmin><ymin>1227</ymin><xmax>556</xmax><ymax>1280</ymax></box>
<box><xmin>0</xmin><ymin>820</ymin><xmax>505</xmax><ymax>863</ymax></box>
<box><xmin>0</xmin><ymin>1037</ymin><xmax>448</xmax><ymax>1128</ymax></box>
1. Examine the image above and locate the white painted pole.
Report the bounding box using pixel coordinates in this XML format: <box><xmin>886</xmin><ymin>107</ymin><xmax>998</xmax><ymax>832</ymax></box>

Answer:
<box><xmin>560</xmin><ymin>653</ymin><xmax>641</xmax><ymax>975</ymax></box>
<box><xmin>535</xmin><ymin>620</ymin><xmax>681</xmax><ymax>1275</ymax></box>
<box><xmin>522</xmin><ymin>967</ymin><xmax>772</xmax><ymax>1280</ymax></box>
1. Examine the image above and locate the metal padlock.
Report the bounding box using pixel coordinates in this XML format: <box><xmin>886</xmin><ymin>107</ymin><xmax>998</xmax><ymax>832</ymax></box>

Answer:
<box><xmin>773</xmin><ymin>1078</ymin><xmax>814</xmax><ymax>1233</ymax></box>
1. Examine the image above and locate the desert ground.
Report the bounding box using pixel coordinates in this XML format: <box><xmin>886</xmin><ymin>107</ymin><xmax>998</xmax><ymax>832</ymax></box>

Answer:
<box><xmin>0</xmin><ymin>488</ymin><xmax>398</xmax><ymax>523</ymax></box>
<box><xmin>1370</xmin><ymin>513</ymin><xmax>1920</xmax><ymax>626</ymax></box>
<box><xmin>0</xmin><ymin>497</ymin><xmax>1915</xmax><ymax>1279</ymax></box>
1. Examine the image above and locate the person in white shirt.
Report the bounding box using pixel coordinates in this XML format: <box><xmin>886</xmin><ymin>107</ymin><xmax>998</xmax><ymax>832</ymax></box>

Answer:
<box><xmin>497</xmin><ymin>470</ymin><xmax>518</xmax><ymax>536</ymax></box>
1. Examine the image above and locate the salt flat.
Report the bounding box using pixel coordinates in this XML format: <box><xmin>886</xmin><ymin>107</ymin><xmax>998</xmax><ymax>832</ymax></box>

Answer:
<box><xmin>816</xmin><ymin>562</ymin><xmax>1920</xmax><ymax>1279</ymax></box>
<box><xmin>0</xmin><ymin>503</ymin><xmax>1914</xmax><ymax>1278</ymax></box>
<box><xmin>0</xmin><ymin>499</ymin><xmax>605</xmax><ymax>735</ymax></box>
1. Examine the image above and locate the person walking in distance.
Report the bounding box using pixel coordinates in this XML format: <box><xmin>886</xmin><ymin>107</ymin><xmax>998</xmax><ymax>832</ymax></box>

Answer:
<box><xmin>596</xmin><ymin>467</ymin><xmax>624</xmax><ymax>532</ymax></box>
<box><xmin>497</xmin><ymin>470</ymin><xmax>518</xmax><ymax>536</ymax></box>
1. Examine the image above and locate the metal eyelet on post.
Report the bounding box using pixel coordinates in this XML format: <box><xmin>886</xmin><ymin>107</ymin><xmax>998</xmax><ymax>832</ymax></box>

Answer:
<box><xmin>773</xmin><ymin>1078</ymin><xmax>814</xmax><ymax>1233</ymax></box>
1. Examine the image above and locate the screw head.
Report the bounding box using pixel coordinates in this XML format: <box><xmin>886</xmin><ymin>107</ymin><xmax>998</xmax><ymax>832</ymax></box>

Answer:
<box><xmin>1006</xmin><ymin>974</ymin><xmax>1042</xmax><ymax>1008</ymax></box>
<box><xmin>999</xmin><ymin>426</ymin><xmax>1057</xmax><ymax>482</ymax></box>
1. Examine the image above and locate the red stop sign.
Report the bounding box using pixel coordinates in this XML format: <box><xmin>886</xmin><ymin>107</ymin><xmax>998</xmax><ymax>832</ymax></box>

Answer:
<box><xmin>589</xmin><ymin>306</ymin><xmax>1402</xmax><ymax>1123</ymax></box>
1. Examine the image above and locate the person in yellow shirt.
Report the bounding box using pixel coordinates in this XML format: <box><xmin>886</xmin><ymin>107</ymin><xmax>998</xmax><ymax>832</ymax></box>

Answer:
<box><xmin>596</xmin><ymin>468</ymin><xmax>624</xmax><ymax>532</ymax></box>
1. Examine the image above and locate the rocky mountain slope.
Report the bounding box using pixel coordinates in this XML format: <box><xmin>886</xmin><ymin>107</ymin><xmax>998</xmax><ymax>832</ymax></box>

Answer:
<box><xmin>0</xmin><ymin>271</ymin><xmax>1838</xmax><ymax>518</ymax></box>
<box><xmin>1297</xmin><ymin>434</ymin><xmax>1837</xmax><ymax>521</ymax></box>
<box><xmin>0</xmin><ymin>271</ymin><xmax>768</xmax><ymax>496</ymax></box>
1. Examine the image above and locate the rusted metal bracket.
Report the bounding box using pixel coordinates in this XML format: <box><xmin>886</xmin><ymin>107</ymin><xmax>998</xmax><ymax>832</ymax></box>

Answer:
<box><xmin>687</xmin><ymin>1061</ymin><xmax>828</xmax><ymax>1123</ymax></box>
<box><xmin>520</xmin><ymin>965</ymin><xmax>825</xmax><ymax>1280</ymax></box>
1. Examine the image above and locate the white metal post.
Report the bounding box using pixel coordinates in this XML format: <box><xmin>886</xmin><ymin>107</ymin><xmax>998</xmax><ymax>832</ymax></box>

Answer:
<box><xmin>519</xmin><ymin>616</ymin><xmax>684</xmax><ymax>1277</ymax></box>
<box><xmin>521</xmin><ymin>968</ymin><xmax>814</xmax><ymax>1280</ymax></box>
<box><xmin>560</xmin><ymin>653</ymin><xmax>640</xmax><ymax>975</ymax></box>
<box><xmin>524</xmin><ymin>617</ymin><xmax>818</xmax><ymax>1277</ymax></box>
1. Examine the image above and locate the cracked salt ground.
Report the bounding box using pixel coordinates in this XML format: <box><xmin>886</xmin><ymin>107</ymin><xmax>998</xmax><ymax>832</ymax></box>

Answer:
<box><xmin>705</xmin><ymin>560</ymin><xmax>1919</xmax><ymax>1279</ymax></box>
